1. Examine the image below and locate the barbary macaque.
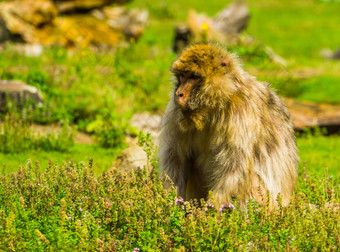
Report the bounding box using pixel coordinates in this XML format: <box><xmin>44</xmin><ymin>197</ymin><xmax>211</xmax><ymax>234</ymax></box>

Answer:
<box><xmin>159</xmin><ymin>44</ymin><xmax>299</xmax><ymax>210</ymax></box>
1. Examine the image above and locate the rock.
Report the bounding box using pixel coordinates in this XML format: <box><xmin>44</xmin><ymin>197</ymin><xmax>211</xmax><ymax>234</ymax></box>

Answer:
<box><xmin>51</xmin><ymin>15</ymin><xmax>123</xmax><ymax>47</ymax></box>
<box><xmin>319</xmin><ymin>48</ymin><xmax>333</xmax><ymax>59</ymax></box>
<box><xmin>111</xmin><ymin>113</ymin><xmax>161</xmax><ymax>174</ymax></box>
<box><xmin>0</xmin><ymin>0</ymin><xmax>147</xmax><ymax>47</ymax></box>
<box><xmin>285</xmin><ymin>98</ymin><xmax>340</xmax><ymax>134</ymax></box>
<box><xmin>129</xmin><ymin>112</ymin><xmax>161</xmax><ymax>143</ymax></box>
<box><xmin>320</xmin><ymin>48</ymin><xmax>340</xmax><ymax>60</ymax></box>
<box><xmin>0</xmin><ymin>80</ymin><xmax>44</xmax><ymax>110</ymax></box>
<box><xmin>24</xmin><ymin>44</ymin><xmax>43</xmax><ymax>57</ymax></box>
<box><xmin>213</xmin><ymin>1</ymin><xmax>250</xmax><ymax>37</ymax></box>
<box><xmin>0</xmin><ymin>0</ymin><xmax>57</xmax><ymax>44</ymax></box>
<box><xmin>103</xmin><ymin>6</ymin><xmax>148</xmax><ymax>41</ymax></box>
<box><xmin>175</xmin><ymin>1</ymin><xmax>250</xmax><ymax>51</ymax></box>
<box><xmin>186</xmin><ymin>9</ymin><xmax>220</xmax><ymax>43</ymax></box>
<box><xmin>53</xmin><ymin>0</ymin><xmax>131</xmax><ymax>14</ymax></box>
<box><xmin>111</xmin><ymin>142</ymin><xmax>148</xmax><ymax>174</ymax></box>
<box><xmin>8</xmin><ymin>44</ymin><xmax>44</xmax><ymax>57</ymax></box>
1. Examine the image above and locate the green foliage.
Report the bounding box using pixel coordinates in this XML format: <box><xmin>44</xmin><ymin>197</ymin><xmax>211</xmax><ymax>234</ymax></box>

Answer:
<box><xmin>0</xmin><ymin>115</ymin><xmax>75</xmax><ymax>153</ymax></box>
<box><xmin>138</xmin><ymin>131</ymin><xmax>159</xmax><ymax>171</ymax></box>
<box><xmin>87</xmin><ymin>118</ymin><xmax>127</xmax><ymax>149</ymax></box>
<box><xmin>0</xmin><ymin>158</ymin><xmax>338</xmax><ymax>250</ymax></box>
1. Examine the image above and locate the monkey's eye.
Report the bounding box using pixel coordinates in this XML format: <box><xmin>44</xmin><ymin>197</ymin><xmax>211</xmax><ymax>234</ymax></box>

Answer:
<box><xmin>189</xmin><ymin>73</ymin><xmax>201</xmax><ymax>80</ymax></box>
<box><xmin>177</xmin><ymin>73</ymin><xmax>185</xmax><ymax>83</ymax></box>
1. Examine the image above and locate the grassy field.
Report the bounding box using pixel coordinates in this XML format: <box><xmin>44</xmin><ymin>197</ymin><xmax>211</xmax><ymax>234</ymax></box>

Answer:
<box><xmin>1</xmin><ymin>0</ymin><xmax>339</xmax><ymax>175</ymax></box>
<box><xmin>0</xmin><ymin>0</ymin><xmax>339</xmax><ymax>250</ymax></box>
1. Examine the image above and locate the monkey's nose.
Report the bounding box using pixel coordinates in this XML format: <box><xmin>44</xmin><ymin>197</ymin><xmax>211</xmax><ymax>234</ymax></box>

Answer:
<box><xmin>176</xmin><ymin>93</ymin><xmax>187</xmax><ymax>107</ymax></box>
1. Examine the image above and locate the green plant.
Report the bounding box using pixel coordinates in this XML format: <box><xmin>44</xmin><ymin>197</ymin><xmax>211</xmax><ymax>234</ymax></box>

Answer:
<box><xmin>86</xmin><ymin>117</ymin><xmax>128</xmax><ymax>149</ymax></box>
<box><xmin>0</xmin><ymin>156</ymin><xmax>338</xmax><ymax>250</ymax></box>
<box><xmin>0</xmin><ymin>114</ymin><xmax>75</xmax><ymax>153</ymax></box>
<box><xmin>137</xmin><ymin>131</ymin><xmax>159</xmax><ymax>171</ymax></box>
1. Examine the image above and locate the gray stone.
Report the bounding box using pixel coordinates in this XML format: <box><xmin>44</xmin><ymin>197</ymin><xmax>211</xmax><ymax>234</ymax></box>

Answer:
<box><xmin>110</xmin><ymin>113</ymin><xmax>161</xmax><ymax>174</ymax></box>
<box><xmin>0</xmin><ymin>80</ymin><xmax>44</xmax><ymax>110</ymax></box>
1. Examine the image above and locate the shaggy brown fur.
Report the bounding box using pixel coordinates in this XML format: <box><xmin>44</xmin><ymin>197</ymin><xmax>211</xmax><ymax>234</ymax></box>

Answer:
<box><xmin>159</xmin><ymin>44</ymin><xmax>299</xmax><ymax>210</ymax></box>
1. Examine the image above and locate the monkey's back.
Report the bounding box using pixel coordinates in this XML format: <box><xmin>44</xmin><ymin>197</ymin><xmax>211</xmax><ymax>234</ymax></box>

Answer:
<box><xmin>210</xmin><ymin>76</ymin><xmax>299</xmax><ymax>207</ymax></box>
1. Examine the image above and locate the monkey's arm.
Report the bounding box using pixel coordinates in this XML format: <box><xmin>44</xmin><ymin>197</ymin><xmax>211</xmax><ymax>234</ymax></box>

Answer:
<box><xmin>209</xmin><ymin>145</ymin><xmax>253</xmax><ymax>208</ymax></box>
<box><xmin>159</xmin><ymin>144</ymin><xmax>188</xmax><ymax>199</ymax></box>
<box><xmin>159</xmin><ymin>107</ymin><xmax>189</xmax><ymax>200</ymax></box>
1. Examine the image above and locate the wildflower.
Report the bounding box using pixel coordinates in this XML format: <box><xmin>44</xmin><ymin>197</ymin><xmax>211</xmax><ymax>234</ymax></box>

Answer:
<box><xmin>132</xmin><ymin>248</ymin><xmax>140</xmax><ymax>252</ymax></box>
<box><xmin>175</xmin><ymin>198</ymin><xmax>184</xmax><ymax>206</ymax></box>
<box><xmin>219</xmin><ymin>203</ymin><xmax>235</xmax><ymax>213</ymax></box>
<box><xmin>183</xmin><ymin>201</ymin><xmax>187</xmax><ymax>210</ymax></box>
<box><xmin>79</xmin><ymin>207</ymin><xmax>83</xmax><ymax>212</ymax></box>
<box><xmin>206</xmin><ymin>202</ymin><xmax>215</xmax><ymax>208</ymax></box>
<box><xmin>201</xmin><ymin>23</ymin><xmax>209</xmax><ymax>31</ymax></box>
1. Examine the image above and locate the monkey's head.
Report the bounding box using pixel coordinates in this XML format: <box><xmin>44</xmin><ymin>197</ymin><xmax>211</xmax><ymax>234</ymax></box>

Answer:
<box><xmin>170</xmin><ymin>44</ymin><xmax>241</xmax><ymax>130</ymax></box>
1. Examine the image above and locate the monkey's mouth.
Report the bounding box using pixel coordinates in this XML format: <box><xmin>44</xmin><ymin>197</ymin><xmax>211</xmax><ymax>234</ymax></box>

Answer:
<box><xmin>179</xmin><ymin>108</ymin><xmax>194</xmax><ymax>117</ymax></box>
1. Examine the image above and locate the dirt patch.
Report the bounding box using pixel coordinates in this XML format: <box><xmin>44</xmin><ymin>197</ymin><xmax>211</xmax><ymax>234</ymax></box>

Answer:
<box><xmin>30</xmin><ymin>124</ymin><xmax>94</xmax><ymax>144</ymax></box>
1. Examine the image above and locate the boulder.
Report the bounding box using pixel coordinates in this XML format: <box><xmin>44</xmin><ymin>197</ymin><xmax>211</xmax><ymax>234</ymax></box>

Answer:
<box><xmin>53</xmin><ymin>0</ymin><xmax>131</xmax><ymax>14</ymax></box>
<box><xmin>103</xmin><ymin>6</ymin><xmax>148</xmax><ymax>40</ymax></box>
<box><xmin>187</xmin><ymin>1</ymin><xmax>249</xmax><ymax>44</ymax></box>
<box><xmin>320</xmin><ymin>48</ymin><xmax>340</xmax><ymax>60</ymax></box>
<box><xmin>174</xmin><ymin>1</ymin><xmax>250</xmax><ymax>51</ymax></box>
<box><xmin>111</xmin><ymin>142</ymin><xmax>148</xmax><ymax>174</ymax></box>
<box><xmin>0</xmin><ymin>80</ymin><xmax>44</xmax><ymax>110</ymax></box>
<box><xmin>0</xmin><ymin>0</ymin><xmax>147</xmax><ymax>47</ymax></box>
<box><xmin>213</xmin><ymin>1</ymin><xmax>250</xmax><ymax>37</ymax></box>
<box><xmin>129</xmin><ymin>112</ymin><xmax>161</xmax><ymax>142</ymax></box>
<box><xmin>111</xmin><ymin>113</ymin><xmax>161</xmax><ymax>174</ymax></box>
<box><xmin>0</xmin><ymin>0</ymin><xmax>57</xmax><ymax>43</ymax></box>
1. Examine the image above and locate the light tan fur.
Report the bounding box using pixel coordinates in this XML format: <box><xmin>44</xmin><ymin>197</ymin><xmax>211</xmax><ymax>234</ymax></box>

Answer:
<box><xmin>159</xmin><ymin>44</ymin><xmax>299</xmax><ymax>210</ymax></box>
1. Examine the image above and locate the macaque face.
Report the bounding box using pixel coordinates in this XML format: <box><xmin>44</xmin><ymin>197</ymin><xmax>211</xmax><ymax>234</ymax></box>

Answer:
<box><xmin>173</xmin><ymin>71</ymin><xmax>202</xmax><ymax>110</ymax></box>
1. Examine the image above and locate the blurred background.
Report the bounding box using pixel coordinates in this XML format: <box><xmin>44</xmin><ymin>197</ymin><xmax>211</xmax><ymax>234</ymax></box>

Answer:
<box><xmin>0</xmin><ymin>0</ymin><xmax>339</xmax><ymax>176</ymax></box>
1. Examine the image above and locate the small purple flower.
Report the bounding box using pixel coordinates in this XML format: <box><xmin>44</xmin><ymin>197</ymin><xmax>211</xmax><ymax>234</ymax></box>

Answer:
<box><xmin>182</xmin><ymin>202</ymin><xmax>187</xmax><ymax>210</ymax></box>
<box><xmin>175</xmin><ymin>198</ymin><xmax>184</xmax><ymax>206</ymax></box>
<box><xmin>219</xmin><ymin>203</ymin><xmax>235</xmax><ymax>213</ymax></box>
<box><xmin>206</xmin><ymin>202</ymin><xmax>215</xmax><ymax>208</ymax></box>
<box><xmin>132</xmin><ymin>248</ymin><xmax>140</xmax><ymax>252</ymax></box>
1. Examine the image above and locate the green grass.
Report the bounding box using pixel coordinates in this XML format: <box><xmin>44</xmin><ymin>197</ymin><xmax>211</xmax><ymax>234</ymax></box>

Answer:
<box><xmin>0</xmin><ymin>144</ymin><xmax>121</xmax><ymax>176</ymax></box>
<box><xmin>247</xmin><ymin>0</ymin><xmax>340</xmax><ymax>61</ymax></box>
<box><xmin>297</xmin><ymin>134</ymin><xmax>340</xmax><ymax>177</ymax></box>
<box><xmin>298</xmin><ymin>76</ymin><xmax>340</xmax><ymax>103</ymax></box>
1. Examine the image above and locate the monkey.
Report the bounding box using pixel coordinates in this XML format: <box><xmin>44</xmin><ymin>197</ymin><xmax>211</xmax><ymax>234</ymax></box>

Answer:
<box><xmin>159</xmin><ymin>44</ymin><xmax>299</xmax><ymax>210</ymax></box>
